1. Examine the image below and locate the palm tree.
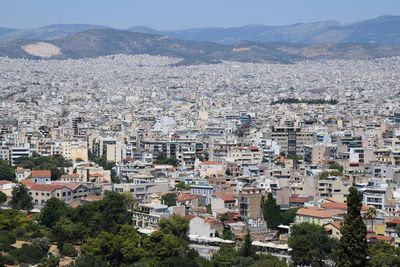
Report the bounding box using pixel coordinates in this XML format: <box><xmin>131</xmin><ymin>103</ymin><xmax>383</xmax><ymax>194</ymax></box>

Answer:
<box><xmin>365</xmin><ymin>206</ymin><xmax>377</xmax><ymax>234</ymax></box>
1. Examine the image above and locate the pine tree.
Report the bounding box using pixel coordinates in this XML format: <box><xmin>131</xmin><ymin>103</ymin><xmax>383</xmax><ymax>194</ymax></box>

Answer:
<box><xmin>240</xmin><ymin>230</ymin><xmax>255</xmax><ymax>258</ymax></box>
<box><xmin>262</xmin><ymin>193</ymin><xmax>282</xmax><ymax>230</ymax></box>
<box><xmin>10</xmin><ymin>184</ymin><xmax>33</xmax><ymax>212</ymax></box>
<box><xmin>337</xmin><ymin>186</ymin><xmax>367</xmax><ymax>267</ymax></box>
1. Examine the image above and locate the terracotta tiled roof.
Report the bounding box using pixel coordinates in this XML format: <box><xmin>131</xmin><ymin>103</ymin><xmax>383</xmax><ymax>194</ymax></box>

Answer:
<box><xmin>202</xmin><ymin>161</ymin><xmax>224</xmax><ymax>165</ymax></box>
<box><xmin>321</xmin><ymin>202</ymin><xmax>348</xmax><ymax>210</ymax></box>
<box><xmin>31</xmin><ymin>170</ymin><xmax>51</xmax><ymax>178</ymax></box>
<box><xmin>0</xmin><ymin>180</ymin><xmax>13</xmax><ymax>185</ymax></box>
<box><xmin>177</xmin><ymin>193</ymin><xmax>199</xmax><ymax>202</ymax></box>
<box><xmin>386</xmin><ymin>218</ymin><xmax>400</xmax><ymax>225</ymax></box>
<box><xmin>89</xmin><ymin>173</ymin><xmax>103</xmax><ymax>177</ymax></box>
<box><xmin>30</xmin><ymin>184</ymin><xmax>65</xmax><ymax>192</ymax></box>
<box><xmin>321</xmin><ymin>201</ymin><xmax>369</xmax><ymax>211</ymax></box>
<box><xmin>21</xmin><ymin>179</ymin><xmax>34</xmax><ymax>187</ymax></box>
<box><xmin>297</xmin><ymin>207</ymin><xmax>344</xmax><ymax>218</ymax></box>
<box><xmin>214</xmin><ymin>192</ymin><xmax>237</xmax><ymax>202</ymax></box>
<box><xmin>289</xmin><ymin>195</ymin><xmax>309</xmax><ymax>203</ymax></box>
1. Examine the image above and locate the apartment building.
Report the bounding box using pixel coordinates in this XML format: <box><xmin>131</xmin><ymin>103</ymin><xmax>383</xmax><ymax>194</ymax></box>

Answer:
<box><xmin>239</xmin><ymin>188</ymin><xmax>264</xmax><ymax>228</ymax></box>
<box><xmin>265</xmin><ymin>126</ymin><xmax>315</xmax><ymax>156</ymax></box>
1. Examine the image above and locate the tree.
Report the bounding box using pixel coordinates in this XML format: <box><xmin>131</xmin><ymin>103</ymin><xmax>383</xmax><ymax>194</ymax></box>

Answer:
<box><xmin>281</xmin><ymin>208</ymin><xmax>298</xmax><ymax>225</ymax></box>
<box><xmin>73</xmin><ymin>255</ymin><xmax>108</xmax><ymax>267</ymax></box>
<box><xmin>365</xmin><ymin>206</ymin><xmax>377</xmax><ymax>234</ymax></box>
<box><xmin>159</xmin><ymin>215</ymin><xmax>189</xmax><ymax>239</ymax></box>
<box><xmin>250</xmin><ymin>254</ymin><xmax>287</xmax><ymax>267</ymax></box>
<box><xmin>10</xmin><ymin>184</ymin><xmax>33</xmax><ymax>211</ymax></box>
<box><xmin>328</xmin><ymin>162</ymin><xmax>344</xmax><ymax>174</ymax></box>
<box><xmin>0</xmin><ymin>160</ymin><xmax>15</xmax><ymax>181</ymax></box>
<box><xmin>175</xmin><ymin>181</ymin><xmax>190</xmax><ymax>190</ymax></box>
<box><xmin>337</xmin><ymin>186</ymin><xmax>368</xmax><ymax>267</ymax></box>
<box><xmin>222</xmin><ymin>228</ymin><xmax>233</xmax><ymax>240</ymax></box>
<box><xmin>262</xmin><ymin>193</ymin><xmax>282</xmax><ymax>230</ymax></box>
<box><xmin>142</xmin><ymin>231</ymin><xmax>187</xmax><ymax>265</ymax></box>
<box><xmin>239</xmin><ymin>230</ymin><xmax>255</xmax><ymax>258</ymax></box>
<box><xmin>11</xmin><ymin>243</ymin><xmax>47</xmax><ymax>265</ymax></box>
<box><xmin>38</xmin><ymin>255</ymin><xmax>60</xmax><ymax>267</ymax></box>
<box><xmin>0</xmin><ymin>230</ymin><xmax>16</xmax><ymax>251</ymax></box>
<box><xmin>368</xmin><ymin>240</ymin><xmax>398</xmax><ymax>267</ymax></box>
<box><xmin>61</xmin><ymin>242</ymin><xmax>77</xmax><ymax>257</ymax></box>
<box><xmin>395</xmin><ymin>224</ymin><xmax>400</xmax><ymax>238</ymax></box>
<box><xmin>121</xmin><ymin>191</ymin><xmax>137</xmax><ymax>210</ymax></box>
<box><xmin>161</xmin><ymin>193</ymin><xmax>177</xmax><ymax>207</ymax></box>
<box><xmin>154</xmin><ymin>153</ymin><xmax>178</xmax><ymax>167</ymax></box>
<box><xmin>211</xmin><ymin>244</ymin><xmax>237</xmax><ymax>267</ymax></box>
<box><xmin>39</xmin><ymin>197</ymin><xmax>69</xmax><ymax>228</ymax></box>
<box><xmin>0</xmin><ymin>191</ymin><xmax>7</xmax><ymax>205</ymax></box>
<box><xmin>97</xmin><ymin>192</ymin><xmax>132</xmax><ymax>234</ymax></box>
<box><xmin>288</xmin><ymin>222</ymin><xmax>333</xmax><ymax>267</ymax></box>
<box><xmin>53</xmin><ymin>217</ymin><xmax>86</xmax><ymax>248</ymax></box>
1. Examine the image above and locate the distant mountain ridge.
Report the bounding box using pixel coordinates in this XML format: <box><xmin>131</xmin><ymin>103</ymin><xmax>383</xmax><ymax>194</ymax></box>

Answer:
<box><xmin>1</xmin><ymin>28</ymin><xmax>400</xmax><ymax>64</ymax></box>
<box><xmin>1</xmin><ymin>16</ymin><xmax>400</xmax><ymax>64</ymax></box>
<box><xmin>2</xmin><ymin>16</ymin><xmax>400</xmax><ymax>45</ymax></box>
<box><xmin>0</xmin><ymin>24</ymin><xmax>111</xmax><ymax>42</ymax></box>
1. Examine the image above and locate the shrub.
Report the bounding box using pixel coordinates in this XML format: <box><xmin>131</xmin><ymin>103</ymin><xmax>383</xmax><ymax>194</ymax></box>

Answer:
<box><xmin>61</xmin><ymin>243</ymin><xmax>77</xmax><ymax>257</ymax></box>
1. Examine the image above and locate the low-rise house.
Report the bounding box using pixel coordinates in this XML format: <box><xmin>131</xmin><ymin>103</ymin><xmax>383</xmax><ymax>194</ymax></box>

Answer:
<box><xmin>295</xmin><ymin>207</ymin><xmax>344</xmax><ymax>226</ymax></box>
<box><xmin>0</xmin><ymin>180</ymin><xmax>16</xmax><ymax>196</ymax></box>
<box><xmin>132</xmin><ymin>203</ymin><xmax>170</xmax><ymax>228</ymax></box>
<box><xmin>211</xmin><ymin>192</ymin><xmax>238</xmax><ymax>213</ymax></box>
<box><xmin>24</xmin><ymin>180</ymin><xmax>100</xmax><ymax>208</ymax></box>
<box><xmin>15</xmin><ymin>167</ymin><xmax>31</xmax><ymax>182</ymax></box>
<box><xmin>189</xmin><ymin>216</ymin><xmax>223</xmax><ymax>238</ymax></box>
<box><xmin>31</xmin><ymin>170</ymin><xmax>51</xmax><ymax>184</ymax></box>
<box><xmin>176</xmin><ymin>193</ymin><xmax>200</xmax><ymax>208</ymax></box>
<box><xmin>60</xmin><ymin>173</ymin><xmax>82</xmax><ymax>182</ymax></box>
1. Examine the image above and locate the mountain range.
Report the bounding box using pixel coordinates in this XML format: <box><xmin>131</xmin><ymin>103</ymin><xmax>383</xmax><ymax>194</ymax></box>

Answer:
<box><xmin>0</xmin><ymin>16</ymin><xmax>400</xmax><ymax>63</ymax></box>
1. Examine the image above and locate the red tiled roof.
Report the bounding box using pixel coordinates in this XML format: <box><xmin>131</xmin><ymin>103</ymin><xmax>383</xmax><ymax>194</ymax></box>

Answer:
<box><xmin>21</xmin><ymin>179</ymin><xmax>34</xmax><ymax>187</ymax></box>
<box><xmin>89</xmin><ymin>173</ymin><xmax>103</xmax><ymax>177</ymax></box>
<box><xmin>297</xmin><ymin>207</ymin><xmax>344</xmax><ymax>219</ymax></box>
<box><xmin>52</xmin><ymin>182</ymin><xmax>82</xmax><ymax>191</ymax></box>
<box><xmin>177</xmin><ymin>193</ymin><xmax>199</xmax><ymax>202</ymax></box>
<box><xmin>289</xmin><ymin>196</ymin><xmax>309</xmax><ymax>203</ymax></box>
<box><xmin>31</xmin><ymin>170</ymin><xmax>51</xmax><ymax>178</ymax></box>
<box><xmin>0</xmin><ymin>180</ymin><xmax>13</xmax><ymax>185</ymax></box>
<box><xmin>214</xmin><ymin>192</ymin><xmax>237</xmax><ymax>202</ymax></box>
<box><xmin>321</xmin><ymin>201</ymin><xmax>369</xmax><ymax>211</ymax></box>
<box><xmin>202</xmin><ymin>161</ymin><xmax>225</xmax><ymax>165</ymax></box>
<box><xmin>386</xmin><ymin>218</ymin><xmax>400</xmax><ymax>225</ymax></box>
<box><xmin>30</xmin><ymin>184</ymin><xmax>65</xmax><ymax>192</ymax></box>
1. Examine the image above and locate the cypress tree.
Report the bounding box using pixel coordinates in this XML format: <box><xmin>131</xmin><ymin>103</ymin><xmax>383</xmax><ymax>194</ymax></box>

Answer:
<box><xmin>337</xmin><ymin>186</ymin><xmax>367</xmax><ymax>267</ymax></box>
<box><xmin>240</xmin><ymin>230</ymin><xmax>255</xmax><ymax>258</ymax></box>
<box><xmin>262</xmin><ymin>193</ymin><xmax>282</xmax><ymax>230</ymax></box>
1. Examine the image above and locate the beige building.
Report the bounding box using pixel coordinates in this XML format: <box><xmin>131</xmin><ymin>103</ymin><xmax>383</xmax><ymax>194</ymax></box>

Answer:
<box><xmin>227</xmin><ymin>146</ymin><xmax>263</xmax><ymax>167</ymax></box>
<box><xmin>61</xmin><ymin>141</ymin><xmax>88</xmax><ymax>161</ymax></box>
<box><xmin>317</xmin><ymin>175</ymin><xmax>350</xmax><ymax>202</ymax></box>
<box><xmin>266</xmin><ymin>126</ymin><xmax>315</xmax><ymax>156</ymax></box>
<box><xmin>295</xmin><ymin>207</ymin><xmax>344</xmax><ymax>226</ymax></box>
<box><xmin>239</xmin><ymin>188</ymin><xmax>264</xmax><ymax>228</ymax></box>
<box><xmin>106</xmin><ymin>143</ymin><xmax>122</xmax><ymax>162</ymax></box>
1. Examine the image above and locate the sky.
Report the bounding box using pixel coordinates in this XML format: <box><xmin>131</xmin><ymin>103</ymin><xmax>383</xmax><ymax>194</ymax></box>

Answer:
<box><xmin>1</xmin><ymin>0</ymin><xmax>400</xmax><ymax>30</ymax></box>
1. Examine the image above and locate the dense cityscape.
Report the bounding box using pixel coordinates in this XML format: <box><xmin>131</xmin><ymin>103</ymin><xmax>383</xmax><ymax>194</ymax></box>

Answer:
<box><xmin>2</xmin><ymin>1</ymin><xmax>400</xmax><ymax>266</ymax></box>
<box><xmin>0</xmin><ymin>53</ymin><xmax>400</xmax><ymax>266</ymax></box>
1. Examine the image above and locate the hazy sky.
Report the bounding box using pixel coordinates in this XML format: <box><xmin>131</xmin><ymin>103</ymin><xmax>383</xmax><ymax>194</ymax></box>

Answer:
<box><xmin>1</xmin><ymin>0</ymin><xmax>400</xmax><ymax>30</ymax></box>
